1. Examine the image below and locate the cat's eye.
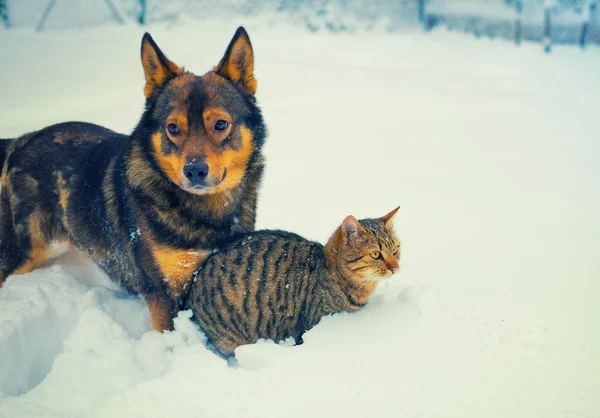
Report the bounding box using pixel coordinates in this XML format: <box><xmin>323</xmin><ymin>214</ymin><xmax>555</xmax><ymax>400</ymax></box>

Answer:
<box><xmin>393</xmin><ymin>247</ymin><xmax>399</xmax><ymax>255</ymax></box>
<box><xmin>370</xmin><ymin>251</ymin><xmax>381</xmax><ymax>260</ymax></box>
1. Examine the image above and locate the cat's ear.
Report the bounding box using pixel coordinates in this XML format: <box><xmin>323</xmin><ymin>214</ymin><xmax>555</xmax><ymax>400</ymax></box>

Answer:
<box><xmin>342</xmin><ymin>215</ymin><xmax>363</xmax><ymax>245</ymax></box>
<box><xmin>380</xmin><ymin>206</ymin><xmax>400</xmax><ymax>229</ymax></box>
<box><xmin>141</xmin><ymin>33</ymin><xmax>183</xmax><ymax>99</ymax></box>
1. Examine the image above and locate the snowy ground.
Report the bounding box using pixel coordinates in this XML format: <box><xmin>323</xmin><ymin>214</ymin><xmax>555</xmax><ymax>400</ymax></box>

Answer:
<box><xmin>0</xmin><ymin>20</ymin><xmax>599</xmax><ymax>418</ymax></box>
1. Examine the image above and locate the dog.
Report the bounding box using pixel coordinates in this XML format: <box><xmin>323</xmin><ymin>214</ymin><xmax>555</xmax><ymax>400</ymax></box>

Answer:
<box><xmin>0</xmin><ymin>27</ymin><xmax>267</xmax><ymax>331</ymax></box>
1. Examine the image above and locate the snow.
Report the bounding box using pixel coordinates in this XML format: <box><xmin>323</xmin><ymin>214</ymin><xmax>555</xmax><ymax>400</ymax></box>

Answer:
<box><xmin>1</xmin><ymin>20</ymin><xmax>600</xmax><ymax>418</ymax></box>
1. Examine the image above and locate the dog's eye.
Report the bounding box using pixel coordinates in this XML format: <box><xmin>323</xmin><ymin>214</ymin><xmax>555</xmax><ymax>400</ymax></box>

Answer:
<box><xmin>214</xmin><ymin>120</ymin><xmax>228</xmax><ymax>131</ymax></box>
<box><xmin>167</xmin><ymin>123</ymin><xmax>181</xmax><ymax>136</ymax></box>
<box><xmin>370</xmin><ymin>251</ymin><xmax>381</xmax><ymax>260</ymax></box>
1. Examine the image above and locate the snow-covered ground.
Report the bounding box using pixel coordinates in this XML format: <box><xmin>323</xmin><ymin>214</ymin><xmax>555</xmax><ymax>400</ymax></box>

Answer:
<box><xmin>1</xmin><ymin>21</ymin><xmax>599</xmax><ymax>418</ymax></box>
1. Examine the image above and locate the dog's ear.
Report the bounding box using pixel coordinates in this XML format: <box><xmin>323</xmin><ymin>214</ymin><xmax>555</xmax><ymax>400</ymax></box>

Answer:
<box><xmin>141</xmin><ymin>33</ymin><xmax>182</xmax><ymax>99</ymax></box>
<box><xmin>215</xmin><ymin>27</ymin><xmax>257</xmax><ymax>96</ymax></box>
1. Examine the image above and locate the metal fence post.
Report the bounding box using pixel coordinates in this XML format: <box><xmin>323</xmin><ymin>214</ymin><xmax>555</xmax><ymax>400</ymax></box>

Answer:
<box><xmin>0</xmin><ymin>0</ymin><xmax>9</xmax><ymax>28</ymax></box>
<box><xmin>544</xmin><ymin>3</ymin><xmax>552</xmax><ymax>53</ymax></box>
<box><xmin>515</xmin><ymin>0</ymin><xmax>523</xmax><ymax>45</ymax></box>
<box><xmin>138</xmin><ymin>0</ymin><xmax>146</xmax><ymax>25</ymax></box>
<box><xmin>36</xmin><ymin>0</ymin><xmax>124</xmax><ymax>32</ymax></box>
<box><xmin>103</xmin><ymin>0</ymin><xmax>124</xmax><ymax>24</ymax></box>
<box><xmin>580</xmin><ymin>1</ymin><xmax>598</xmax><ymax>48</ymax></box>
<box><xmin>418</xmin><ymin>0</ymin><xmax>425</xmax><ymax>25</ymax></box>
<box><xmin>36</xmin><ymin>0</ymin><xmax>57</xmax><ymax>32</ymax></box>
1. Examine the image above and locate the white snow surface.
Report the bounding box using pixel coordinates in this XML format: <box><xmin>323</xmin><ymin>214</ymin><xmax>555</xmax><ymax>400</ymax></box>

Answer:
<box><xmin>1</xmin><ymin>21</ymin><xmax>599</xmax><ymax>418</ymax></box>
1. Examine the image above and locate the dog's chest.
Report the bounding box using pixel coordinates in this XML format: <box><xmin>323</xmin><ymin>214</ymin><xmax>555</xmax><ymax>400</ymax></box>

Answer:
<box><xmin>151</xmin><ymin>244</ymin><xmax>212</xmax><ymax>296</ymax></box>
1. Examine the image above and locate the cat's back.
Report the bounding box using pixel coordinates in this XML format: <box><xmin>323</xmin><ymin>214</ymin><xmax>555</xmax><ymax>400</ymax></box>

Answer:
<box><xmin>185</xmin><ymin>229</ymin><xmax>326</xmax><ymax>355</ymax></box>
<box><xmin>193</xmin><ymin>229</ymin><xmax>324</xmax><ymax>286</ymax></box>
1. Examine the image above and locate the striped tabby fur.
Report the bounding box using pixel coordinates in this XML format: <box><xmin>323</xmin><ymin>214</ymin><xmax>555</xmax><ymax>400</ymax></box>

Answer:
<box><xmin>184</xmin><ymin>207</ymin><xmax>400</xmax><ymax>358</ymax></box>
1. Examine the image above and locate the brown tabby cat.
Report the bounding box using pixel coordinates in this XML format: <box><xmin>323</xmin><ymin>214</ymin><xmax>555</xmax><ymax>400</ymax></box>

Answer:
<box><xmin>184</xmin><ymin>207</ymin><xmax>400</xmax><ymax>359</ymax></box>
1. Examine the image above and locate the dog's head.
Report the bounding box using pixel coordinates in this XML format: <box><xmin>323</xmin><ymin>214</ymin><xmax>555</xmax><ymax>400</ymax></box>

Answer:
<box><xmin>139</xmin><ymin>27</ymin><xmax>264</xmax><ymax>195</ymax></box>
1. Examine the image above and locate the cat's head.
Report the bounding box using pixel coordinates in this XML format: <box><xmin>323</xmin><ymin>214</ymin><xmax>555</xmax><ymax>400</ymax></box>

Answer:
<box><xmin>330</xmin><ymin>207</ymin><xmax>400</xmax><ymax>284</ymax></box>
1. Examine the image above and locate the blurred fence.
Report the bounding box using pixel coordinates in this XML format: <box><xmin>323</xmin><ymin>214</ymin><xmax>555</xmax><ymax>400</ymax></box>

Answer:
<box><xmin>0</xmin><ymin>0</ymin><xmax>598</xmax><ymax>50</ymax></box>
<box><xmin>424</xmin><ymin>0</ymin><xmax>599</xmax><ymax>51</ymax></box>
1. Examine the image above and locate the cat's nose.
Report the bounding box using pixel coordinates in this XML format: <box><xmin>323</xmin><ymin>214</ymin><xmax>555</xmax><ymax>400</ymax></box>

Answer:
<box><xmin>387</xmin><ymin>262</ymin><xmax>399</xmax><ymax>274</ymax></box>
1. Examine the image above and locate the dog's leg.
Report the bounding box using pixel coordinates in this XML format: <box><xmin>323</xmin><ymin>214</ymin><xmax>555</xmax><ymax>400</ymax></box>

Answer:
<box><xmin>0</xmin><ymin>194</ymin><xmax>52</xmax><ymax>284</ymax></box>
<box><xmin>10</xmin><ymin>213</ymin><xmax>51</xmax><ymax>278</ymax></box>
<box><xmin>146</xmin><ymin>295</ymin><xmax>177</xmax><ymax>332</ymax></box>
<box><xmin>0</xmin><ymin>193</ymin><xmax>33</xmax><ymax>285</ymax></box>
<box><xmin>0</xmin><ymin>193</ymin><xmax>20</xmax><ymax>286</ymax></box>
<box><xmin>12</xmin><ymin>245</ymin><xmax>50</xmax><ymax>275</ymax></box>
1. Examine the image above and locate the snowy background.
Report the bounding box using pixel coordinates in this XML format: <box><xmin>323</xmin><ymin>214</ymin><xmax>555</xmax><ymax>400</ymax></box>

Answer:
<box><xmin>2</xmin><ymin>0</ymin><xmax>600</xmax><ymax>46</ymax></box>
<box><xmin>1</xmin><ymin>6</ymin><xmax>600</xmax><ymax>418</ymax></box>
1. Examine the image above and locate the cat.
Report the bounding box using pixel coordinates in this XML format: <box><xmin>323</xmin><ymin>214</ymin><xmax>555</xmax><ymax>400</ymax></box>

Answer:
<box><xmin>183</xmin><ymin>207</ymin><xmax>400</xmax><ymax>359</ymax></box>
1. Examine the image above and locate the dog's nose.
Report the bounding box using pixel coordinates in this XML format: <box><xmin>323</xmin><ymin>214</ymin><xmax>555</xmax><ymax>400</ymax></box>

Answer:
<box><xmin>183</xmin><ymin>161</ymin><xmax>209</xmax><ymax>186</ymax></box>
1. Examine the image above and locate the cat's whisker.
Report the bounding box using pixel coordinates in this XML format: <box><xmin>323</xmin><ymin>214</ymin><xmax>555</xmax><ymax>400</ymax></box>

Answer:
<box><xmin>348</xmin><ymin>280</ymin><xmax>363</xmax><ymax>295</ymax></box>
<box><xmin>350</xmin><ymin>278</ymin><xmax>371</xmax><ymax>299</ymax></box>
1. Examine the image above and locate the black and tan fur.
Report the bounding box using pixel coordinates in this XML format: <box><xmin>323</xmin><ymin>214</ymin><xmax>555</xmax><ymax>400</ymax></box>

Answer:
<box><xmin>184</xmin><ymin>207</ymin><xmax>400</xmax><ymax>358</ymax></box>
<box><xmin>0</xmin><ymin>27</ymin><xmax>267</xmax><ymax>331</ymax></box>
